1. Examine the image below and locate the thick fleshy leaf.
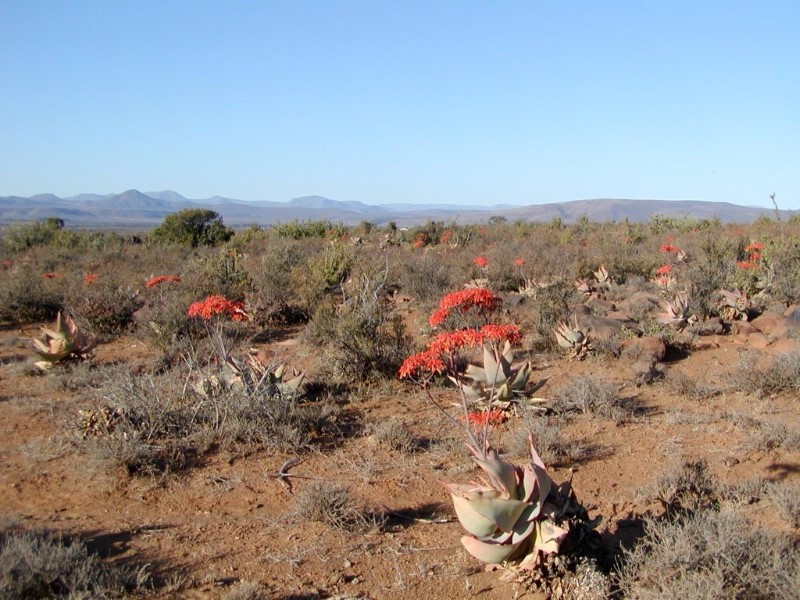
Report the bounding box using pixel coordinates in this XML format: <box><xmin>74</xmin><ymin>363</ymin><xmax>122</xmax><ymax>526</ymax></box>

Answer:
<box><xmin>450</xmin><ymin>493</ymin><xmax>529</xmax><ymax>536</ymax></box>
<box><xmin>472</xmin><ymin>448</ymin><xmax>519</xmax><ymax>499</ymax></box>
<box><xmin>482</xmin><ymin>346</ymin><xmax>507</xmax><ymax>386</ymax></box>
<box><xmin>510</xmin><ymin>362</ymin><xmax>531</xmax><ymax>390</ymax></box>
<box><xmin>461</xmin><ymin>536</ymin><xmax>522</xmax><ymax>564</ymax></box>
<box><xmin>464</xmin><ymin>364</ymin><xmax>488</xmax><ymax>383</ymax></box>
<box><xmin>501</xmin><ymin>340</ymin><xmax>514</xmax><ymax>363</ymax></box>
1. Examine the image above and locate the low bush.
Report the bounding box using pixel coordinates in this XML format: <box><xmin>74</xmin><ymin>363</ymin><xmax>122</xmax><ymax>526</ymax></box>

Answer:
<box><xmin>0</xmin><ymin>523</ymin><xmax>149</xmax><ymax>598</ymax></box>
<box><xmin>86</xmin><ymin>366</ymin><xmax>340</xmax><ymax>475</ymax></box>
<box><xmin>615</xmin><ymin>508</ymin><xmax>799</xmax><ymax>599</ymax></box>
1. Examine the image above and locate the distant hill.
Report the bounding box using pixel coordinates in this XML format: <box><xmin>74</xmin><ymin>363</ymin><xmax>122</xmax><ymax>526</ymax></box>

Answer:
<box><xmin>0</xmin><ymin>190</ymin><xmax>791</xmax><ymax>228</ymax></box>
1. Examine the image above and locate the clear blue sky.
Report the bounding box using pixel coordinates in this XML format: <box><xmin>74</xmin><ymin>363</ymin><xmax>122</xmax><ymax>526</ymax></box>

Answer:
<box><xmin>2</xmin><ymin>1</ymin><xmax>798</xmax><ymax>208</ymax></box>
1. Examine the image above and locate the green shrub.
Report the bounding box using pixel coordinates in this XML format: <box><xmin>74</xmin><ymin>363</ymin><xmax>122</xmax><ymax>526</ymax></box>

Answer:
<box><xmin>149</xmin><ymin>209</ymin><xmax>233</xmax><ymax>248</ymax></box>
<box><xmin>1</xmin><ymin>218</ymin><xmax>64</xmax><ymax>253</ymax></box>
<box><xmin>305</xmin><ymin>266</ymin><xmax>409</xmax><ymax>384</ymax></box>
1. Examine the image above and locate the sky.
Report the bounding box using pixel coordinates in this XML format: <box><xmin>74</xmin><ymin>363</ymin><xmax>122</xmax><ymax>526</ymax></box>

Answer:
<box><xmin>1</xmin><ymin>1</ymin><xmax>799</xmax><ymax>209</ymax></box>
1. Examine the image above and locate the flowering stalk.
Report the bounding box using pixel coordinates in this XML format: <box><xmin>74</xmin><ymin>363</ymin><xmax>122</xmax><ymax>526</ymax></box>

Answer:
<box><xmin>187</xmin><ymin>294</ymin><xmax>250</xmax><ymax>364</ymax></box>
<box><xmin>400</xmin><ymin>289</ymin><xmax>569</xmax><ymax>569</ymax></box>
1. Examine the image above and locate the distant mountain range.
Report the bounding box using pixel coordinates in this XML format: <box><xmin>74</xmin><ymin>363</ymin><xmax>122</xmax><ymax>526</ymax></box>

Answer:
<box><xmin>0</xmin><ymin>190</ymin><xmax>790</xmax><ymax>228</ymax></box>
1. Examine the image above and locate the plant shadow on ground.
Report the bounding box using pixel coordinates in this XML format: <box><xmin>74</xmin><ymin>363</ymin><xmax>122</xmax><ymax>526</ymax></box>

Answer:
<box><xmin>249</xmin><ymin>323</ymin><xmax>306</xmax><ymax>344</ymax></box>
<box><xmin>766</xmin><ymin>462</ymin><xmax>800</xmax><ymax>481</ymax></box>
<box><xmin>379</xmin><ymin>501</ymin><xmax>453</xmax><ymax>531</ymax></box>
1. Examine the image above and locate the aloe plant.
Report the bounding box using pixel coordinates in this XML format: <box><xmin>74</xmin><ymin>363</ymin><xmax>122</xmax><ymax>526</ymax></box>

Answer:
<box><xmin>717</xmin><ymin>289</ymin><xmax>749</xmax><ymax>321</ymax></box>
<box><xmin>445</xmin><ymin>432</ymin><xmax>569</xmax><ymax>569</ymax></box>
<box><xmin>554</xmin><ymin>318</ymin><xmax>591</xmax><ymax>359</ymax></box>
<box><xmin>449</xmin><ymin>341</ymin><xmax>539</xmax><ymax>408</ymax></box>
<box><xmin>224</xmin><ymin>350</ymin><xmax>306</xmax><ymax>396</ymax></box>
<box><xmin>657</xmin><ymin>292</ymin><xmax>697</xmax><ymax>329</ymax></box>
<box><xmin>31</xmin><ymin>312</ymin><xmax>96</xmax><ymax>370</ymax></box>
<box><xmin>593</xmin><ymin>265</ymin><xmax>612</xmax><ymax>288</ymax></box>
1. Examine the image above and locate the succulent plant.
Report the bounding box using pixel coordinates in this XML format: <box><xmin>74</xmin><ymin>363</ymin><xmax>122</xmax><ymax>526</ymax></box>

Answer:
<box><xmin>465</xmin><ymin>277</ymin><xmax>490</xmax><ymax>289</ymax></box>
<box><xmin>31</xmin><ymin>312</ymin><xmax>96</xmax><ymax>370</ymax></box>
<box><xmin>652</xmin><ymin>275</ymin><xmax>677</xmax><ymax>291</ymax></box>
<box><xmin>444</xmin><ymin>432</ymin><xmax>569</xmax><ymax>569</ymax></box>
<box><xmin>224</xmin><ymin>349</ymin><xmax>306</xmax><ymax>396</ymax></box>
<box><xmin>717</xmin><ymin>288</ymin><xmax>750</xmax><ymax>321</ymax></box>
<box><xmin>449</xmin><ymin>341</ymin><xmax>540</xmax><ymax>409</ymax></box>
<box><xmin>593</xmin><ymin>265</ymin><xmax>612</xmax><ymax>288</ymax></box>
<box><xmin>554</xmin><ymin>318</ymin><xmax>591</xmax><ymax>359</ymax></box>
<box><xmin>657</xmin><ymin>292</ymin><xmax>697</xmax><ymax>329</ymax></box>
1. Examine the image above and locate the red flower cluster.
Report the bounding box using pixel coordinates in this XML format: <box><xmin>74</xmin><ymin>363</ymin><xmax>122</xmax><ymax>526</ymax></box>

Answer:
<box><xmin>737</xmin><ymin>261</ymin><xmax>758</xmax><ymax>270</ymax></box>
<box><xmin>473</xmin><ymin>256</ymin><xmax>489</xmax><ymax>269</ymax></box>
<box><xmin>655</xmin><ymin>264</ymin><xmax>672</xmax><ymax>276</ymax></box>
<box><xmin>439</xmin><ymin>230</ymin><xmax>453</xmax><ymax>244</ymax></box>
<box><xmin>428</xmin><ymin>288</ymin><xmax>502</xmax><ymax>327</ymax></box>
<box><xmin>398</xmin><ymin>324</ymin><xmax>520</xmax><ymax>379</ymax></box>
<box><xmin>744</xmin><ymin>242</ymin><xmax>764</xmax><ymax>253</ymax></box>
<box><xmin>83</xmin><ymin>273</ymin><xmax>98</xmax><ymax>284</ymax></box>
<box><xmin>146</xmin><ymin>275</ymin><xmax>182</xmax><ymax>288</ymax></box>
<box><xmin>460</xmin><ymin>409</ymin><xmax>506</xmax><ymax>427</ymax></box>
<box><xmin>41</xmin><ymin>272</ymin><xmax>61</xmax><ymax>279</ymax></box>
<box><xmin>187</xmin><ymin>295</ymin><xmax>248</xmax><ymax>321</ymax></box>
<box><xmin>412</xmin><ymin>235</ymin><xmax>426</xmax><ymax>249</ymax></box>
<box><xmin>513</xmin><ymin>257</ymin><xmax>526</xmax><ymax>267</ymax></box>
<box><xmin>660</xmin><ymin>244</ymin><xmax>681</xmax><ymax>253</ymax></box>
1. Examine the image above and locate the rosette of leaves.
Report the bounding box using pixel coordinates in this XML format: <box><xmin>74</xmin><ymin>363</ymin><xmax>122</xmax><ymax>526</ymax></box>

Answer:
<box><xmin>444</xmin><ymin>433</ymin><xmax>569</xmax><ymax>569</ymax></box>
<box><xmin>223</xmin><ymin>350</ymin><xmax>306</xmax><ymax>397</ymax></box>
<box><xmin>450</xmin><ymin>341</ymin><xmax>540</xmax><ymax>408</ymax></box>
<box><xmin>657</xmin><ymin>292</ymin><xmax>697</xmax><ymax>329</ymax></box>
<box><xmin>554</xmin><ymin>318</ymin><xmax>591</xmax><ymax>360</ymax></box>
<box><xmin>31</xmin><ymin>312</ymin><xmax>96</xmax><ymax>370</ymax></box>
<box><xmin>593</xmin><ymin>265</ymin><xmax>612</xmax><ymax>289</ymax></box>
<box><xmin>716</xmin><ymin>289</ymin><xmax>749</xmax><ymax>321</ymax></box>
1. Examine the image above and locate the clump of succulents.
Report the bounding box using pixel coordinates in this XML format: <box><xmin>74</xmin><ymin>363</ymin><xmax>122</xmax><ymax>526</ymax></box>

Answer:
<box><xmin>225</xmin><ymin>349</ymin><xmax>306</xmax><ymax>396</ymax></box>
<box><xmin>31</xmin><ymin>312</ymin><xmax>96</xmax><ymax>370</ymax></box>
<box><xmin>717</xmin><ymin>289</ymin><xmax>750</xmax><ymax>321</ymax></box>
<box><xmin>554</xmin><ymin>318</ymin><xmax>591</xmax><ymax>360</ymax></box>
<box><xmin>657</xmin><ymin>292</ymin><xmax>697</xmax><ymax>330</ymax></box>
<box><xmin>445</xmin><ymin>432</ymin><xmax>569</xmax><ymax>569</ymax></box>
<box><xmin>191</xmin><ymin>349</ymin><xmax>305</xmax><ymax>400</ymax></box>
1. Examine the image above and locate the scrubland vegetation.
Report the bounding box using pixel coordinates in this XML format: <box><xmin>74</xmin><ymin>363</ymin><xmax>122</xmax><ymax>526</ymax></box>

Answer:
<box><xmin>0</xmin><ymin>209</ymin><xmax>799</xmax><ymax>598</ymax></box>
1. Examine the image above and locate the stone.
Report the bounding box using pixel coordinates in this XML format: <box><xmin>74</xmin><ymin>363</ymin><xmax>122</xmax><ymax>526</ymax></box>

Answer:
<box><xmin>620</xmin><ymin>336</ymin><xmax>667</xmax><ymax>363</ymax></box>
<box><xmin>751</xmin><ymin>311</ymin><xmax>788</xmax><ymax>339</ymax></box>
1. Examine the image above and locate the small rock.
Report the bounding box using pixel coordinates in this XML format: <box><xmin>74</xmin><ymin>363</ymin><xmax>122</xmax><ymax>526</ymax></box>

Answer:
<box><xmin>620</xmin><ymin>336</ymin><xmax>667</xmax><ymax>363</ymax></box>
<box><xmin>768</xmin><ymin>338</ymin><xmax>798</xmax><ymax>354</ymax></box>
<box><xmin>723</xmin><ymin>456</ymin><xmax>740</xmax><ymax>467</ymax></box>
<box><xmin>751</xmin><ymin>311</ymin><xmax>788</xmax><ymax>339</ymax></box>
<box><xmin>746</xmin><ymin>332</ymin><xmax>771</xmax><ymax>349</ymax></box>
<box><xmin>343</xmin><ymin>559</ymin><xmax>352</xmax><ymax>569</ymax></box>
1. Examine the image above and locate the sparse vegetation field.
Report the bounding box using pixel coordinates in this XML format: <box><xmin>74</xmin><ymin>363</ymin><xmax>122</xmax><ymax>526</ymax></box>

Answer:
<box><xmin>0</xmin><ymin>211</ymin><xmax>798</xmax><ymax>599</ymax></box>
